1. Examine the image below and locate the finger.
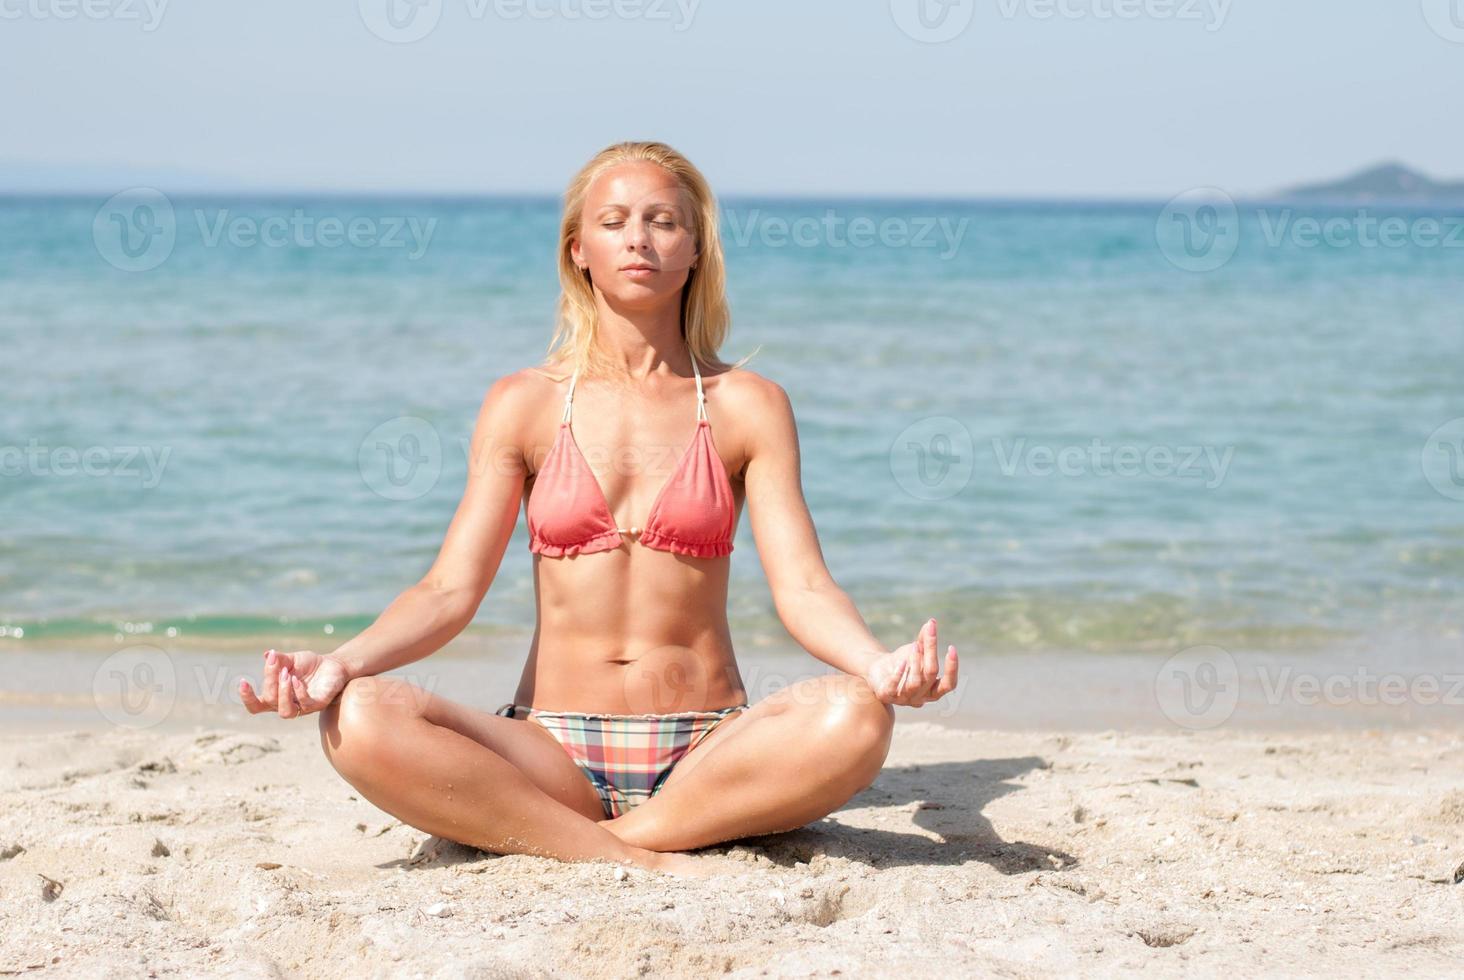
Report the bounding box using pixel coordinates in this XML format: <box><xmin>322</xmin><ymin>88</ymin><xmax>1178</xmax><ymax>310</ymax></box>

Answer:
<box><xmin>277</xmin><ymin>666</ymin><xmax>299</xmax><ymax>719</ymax></box>
<box><xmin>290</xmin><ymin>671</ymin><xmax>316</xmax><ymax>713</ymax></box>
<box><xmin>896</xmin><ymin>639</ymin><xmax>917</xmax><ymax>697</ymax></box>
<box><xmin>260</xmin><ymin>650</ymin><xmax>280</xmax><ymax>704</ymax></box>
<box><xmin>914</xmin><ymin>618</ymin><xmax>933</xmax><ymax>683</ymax></box>
<box><xmin>906</xmin><ymin>622</ymin><xmax>932</xmax><ymax>691</ymax></box>
<box><xmin>921</xmin><ymin>646</ymin><xmax>948</xmax><ymax>697</ymax></box>
<box><xmin>239</xmin><ymin>678</ymin><xmax>272</xmax><ymax>714</ymax></box>
<box><xmin>923</xmin><ymin>618</ymin><xmax>940</xmax><ymax>685</ymax></box>
<box><xmin>932</xmin><ymin>646</ymin><xmax>959</xmax><ymax>697</ymax></box>
<box><xmin>287</xmin><ymin>667</ymin><xmax>305</xmax><ymax>717</ymax></box>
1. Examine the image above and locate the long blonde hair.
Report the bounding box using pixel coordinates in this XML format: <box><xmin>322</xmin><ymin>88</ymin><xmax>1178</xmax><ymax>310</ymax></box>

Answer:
<box><xmin>541</xmin><ymin>141</ymin><xmax>756</xmax><ymax>381</ymax></box>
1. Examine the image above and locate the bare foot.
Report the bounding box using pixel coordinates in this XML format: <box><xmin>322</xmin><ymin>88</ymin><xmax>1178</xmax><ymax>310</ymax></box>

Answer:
<box><xmin>588</xmin><ymin>840</ymin><xmax>729</xmax><ymax>878</ymax></box>
<box><xmin>644</xmin><ymin>849</ymin><xmax>728</xmax><ymax>878</ymax></box>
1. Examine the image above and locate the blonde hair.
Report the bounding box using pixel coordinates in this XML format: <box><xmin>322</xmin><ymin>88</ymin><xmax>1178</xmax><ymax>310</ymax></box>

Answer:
<box><xmin>541</xmin><ymin>140</ymin><xmax>756</xmax><ymax>381</ymax></box>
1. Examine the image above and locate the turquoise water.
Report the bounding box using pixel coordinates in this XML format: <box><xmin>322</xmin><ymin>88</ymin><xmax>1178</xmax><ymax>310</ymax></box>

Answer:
<box><xmin>3</xmin><ymin>195</ymin><xmax>1462</xmax><ymax>660</ymax></box>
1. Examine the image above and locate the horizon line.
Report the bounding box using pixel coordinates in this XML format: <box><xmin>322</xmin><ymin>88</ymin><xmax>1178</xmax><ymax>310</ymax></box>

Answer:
<box><xmin>4</xmin><ymin>189</ymin><xmax>1464</xmax><ymax>209</ymax></box>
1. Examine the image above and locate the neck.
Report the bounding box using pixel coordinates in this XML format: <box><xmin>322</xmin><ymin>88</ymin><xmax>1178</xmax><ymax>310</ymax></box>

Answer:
<box><xmin>590</xmin><ymin>294</ymin><xmax>691</xmax><ymax>382</ymax></box>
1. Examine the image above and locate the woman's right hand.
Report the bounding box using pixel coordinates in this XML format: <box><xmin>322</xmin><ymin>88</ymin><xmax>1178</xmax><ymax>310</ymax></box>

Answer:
<box><xmin>240</xmin><ymin>649</ymin><xmax>351</xmax><ymax>719</ymax></box>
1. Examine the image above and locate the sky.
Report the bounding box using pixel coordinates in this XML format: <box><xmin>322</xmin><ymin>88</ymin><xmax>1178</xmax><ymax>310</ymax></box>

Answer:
<box><xmin>2</xmin><ymin>0</ymin><xmax>1462</xmax><ymax>198</ymax></box>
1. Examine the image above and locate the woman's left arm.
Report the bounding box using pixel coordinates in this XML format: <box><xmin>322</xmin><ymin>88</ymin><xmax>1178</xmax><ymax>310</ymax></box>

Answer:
<box><xmin>739</xmin><ymin>375</ymin><xmax>958</xmax><ymax>707</ymax></box>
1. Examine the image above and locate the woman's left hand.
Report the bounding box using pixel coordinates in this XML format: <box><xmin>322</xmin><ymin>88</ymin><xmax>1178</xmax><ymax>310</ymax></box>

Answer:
<box><xmin>863</xmin><ymin>617</ymin><xmax>959</xmax><ymax>707</ymax></box>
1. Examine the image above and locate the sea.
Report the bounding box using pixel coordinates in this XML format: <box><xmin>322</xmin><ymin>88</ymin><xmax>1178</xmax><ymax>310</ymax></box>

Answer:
<box><xmin>3</xmin><ymin>193</ymin><xmax>1462</xmax><ymax>728</ymax></box>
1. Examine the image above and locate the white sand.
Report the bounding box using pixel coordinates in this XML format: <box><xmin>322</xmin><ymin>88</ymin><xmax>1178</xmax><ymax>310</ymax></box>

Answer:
<box><xmin>3</xmin><ymin>720</ymin><xmax>1463</xmax><ymax>977</ymax></box>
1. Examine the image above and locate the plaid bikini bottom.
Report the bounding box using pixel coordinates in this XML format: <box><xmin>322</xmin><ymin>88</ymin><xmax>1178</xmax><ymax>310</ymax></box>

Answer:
<box><xmin>496</xmin><ymin>702</ymin><xmax>750</xmax><ymax>819</ymax></box>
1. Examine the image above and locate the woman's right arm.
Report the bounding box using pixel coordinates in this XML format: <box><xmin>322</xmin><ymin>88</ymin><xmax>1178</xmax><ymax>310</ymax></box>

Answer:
<box><xmin>241</xmin><ymin>372</ymin><xmax>531</xmax><ymax>716</ymax></box>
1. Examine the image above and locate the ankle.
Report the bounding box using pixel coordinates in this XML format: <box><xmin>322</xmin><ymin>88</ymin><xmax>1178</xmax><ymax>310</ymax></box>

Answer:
<box><xmin>600</xmin><ymin>813</ymin><xmax>659</xmax><ymax>852</ymax></box>
<box><xmin>604</xmin><ymin>845</ymin><xmax>657</xmax><ymax>872</ymax></box>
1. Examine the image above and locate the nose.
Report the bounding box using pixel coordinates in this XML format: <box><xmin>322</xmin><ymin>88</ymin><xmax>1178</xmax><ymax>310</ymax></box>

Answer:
<box><xmin>624</xmin><ymin>219</ymin><xmax>651</xmax><ymax>252</ymax></box>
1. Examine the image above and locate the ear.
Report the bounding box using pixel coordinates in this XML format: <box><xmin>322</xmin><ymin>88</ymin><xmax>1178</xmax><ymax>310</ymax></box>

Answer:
<box><xmin>569</xmin><ymin>237</ymin><xmax>585</xmax><ymax>270</ymax></box>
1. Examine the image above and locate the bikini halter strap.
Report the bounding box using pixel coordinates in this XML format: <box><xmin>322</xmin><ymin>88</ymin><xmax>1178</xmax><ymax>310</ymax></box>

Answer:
<box><xmin>692</xmin><ymin>351</ymin><xmax>707</xmax><ymax>422</ymax></box>
<box><xmin>560</xmin><ymin>347</ymin><xmax>706</xmax><ymax>425</ymax></box>
<box><xmin>561</xmin><ymin>367</ymin><xmax>578</xmax><ymax>424</ymax></box>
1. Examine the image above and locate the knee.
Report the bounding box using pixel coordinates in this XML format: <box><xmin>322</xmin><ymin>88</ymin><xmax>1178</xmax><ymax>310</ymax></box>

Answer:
<box><xmin>814</xmin><ymin>675</ymin><xmax>895</xmax><ymax>773</ymax></box>
<box><xmin>318</xmin><ymin>676</ymin><xmax>412</xmax><ymax>776</ymax></box>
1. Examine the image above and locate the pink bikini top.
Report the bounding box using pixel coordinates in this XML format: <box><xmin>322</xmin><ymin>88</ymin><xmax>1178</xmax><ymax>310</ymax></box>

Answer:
<box><xmin>526</xmin><ymin>352</ymin><xmax>735</xmax><ymax>558</ymax></box>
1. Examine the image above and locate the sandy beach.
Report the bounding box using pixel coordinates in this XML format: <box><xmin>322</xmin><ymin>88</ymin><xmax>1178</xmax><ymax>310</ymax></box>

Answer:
<box><xmin>5</xmin><ymin>711</ymin><xmax>1464</xmax><ymax>978</ymax></box>
<box><xmin>9</xmin><ymin>3</ymin><xmax>1464</xmax><ymax>974</ymax></box>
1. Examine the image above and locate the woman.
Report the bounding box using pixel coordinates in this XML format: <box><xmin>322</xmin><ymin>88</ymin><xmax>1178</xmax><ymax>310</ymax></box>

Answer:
<box><xmin>239</xmin><ymin>141</ymin><xmax>960</xmax><ymax>876</ymax></box>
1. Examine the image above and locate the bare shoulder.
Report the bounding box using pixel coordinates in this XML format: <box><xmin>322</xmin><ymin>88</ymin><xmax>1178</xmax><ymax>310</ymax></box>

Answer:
<box><xmin>712</xmin><ymin>367</ymin><xmax>794</xmax><ymax>423</ymax></box>
<box><xmin>469</xmin><ymin>366</ymin><xmax>569</xmax><ymax>438</ymax></box>
<box><xmin>710</xmin><ymin>369</ymin><xmax>797</xmax><ymax>477</ymax></box>
<box><xmin>480</xmin><ymin>365</ymin><xmax>567</xmax><ymax>410</ymax></box>
<box><xmin>474</xmin><ymin>366</ymin><xmax>532</xmax><ymax>413</ymax></box>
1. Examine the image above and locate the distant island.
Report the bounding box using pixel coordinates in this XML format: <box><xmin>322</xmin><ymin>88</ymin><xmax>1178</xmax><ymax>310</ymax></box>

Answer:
<box><xmin>1283</xmin><ymin>162</ymin><xmax>1464</xmax><ymax>203</ymax></box>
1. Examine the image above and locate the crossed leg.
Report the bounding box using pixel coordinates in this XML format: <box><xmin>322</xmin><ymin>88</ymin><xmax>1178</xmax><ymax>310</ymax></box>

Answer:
<box><xmin>317</xmin><ymin>676</ymin><xmax>704</xmax><ymax>874</ymax></box>
<box><xmin>600</xmin><ymin>673</ymin><xmax>896</xmax><ymax>853</ymax></box>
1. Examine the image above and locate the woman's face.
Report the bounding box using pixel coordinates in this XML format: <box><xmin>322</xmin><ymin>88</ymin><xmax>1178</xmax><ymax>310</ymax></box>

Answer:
<box><xmin>571</xmin><ymin>161</ymin><xmax>699</xmax><ymax>311</ymax></box>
